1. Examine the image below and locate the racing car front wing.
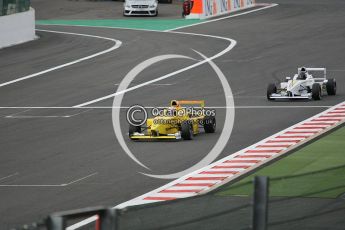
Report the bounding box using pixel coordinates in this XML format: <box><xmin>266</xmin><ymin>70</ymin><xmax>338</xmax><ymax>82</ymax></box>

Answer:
<box><xmin>269</xmin><ymin>96</ymin><xmax>310</xmax><ymax>99</ymax></box>
<box><xmin>130</xmin><ymin>135</ymin><xmax>180</xmax><ymax>140</ymax></box>
<box><xmin>129</xmin><ymin>132</ymin><xmax>182</xmax><ymax>141</ymax></box>
<box><xmin>269</xmin><ymin>93</ymin><xmax>310</xmax><ymax>99</ymax></box>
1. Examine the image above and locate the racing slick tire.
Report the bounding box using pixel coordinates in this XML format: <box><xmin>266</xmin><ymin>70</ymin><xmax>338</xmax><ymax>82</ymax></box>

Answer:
<box><xmin>181</xmin><ymin>121</ymin><xmax>193</xmax><ymax>140</ymax></box>
<box><xmin>326</xmin><ymin>79</ymin><xmax>337</xmax><ymax>95</ymax></box>
<box><xmin>203</xmin><ymin>116</ymin><xmax>216</xmax><ymax>133</ymax></box>
<box><xmin>312</xmin><ymin>83</ymin><xmax>322</xmax><ymax>100</ymax></box>
<box><xmin>267</xmin><ymin>83</ymin><xmax>277</xmax><ymax>101</ymax></box>
<box><xmin>129</xmin><ymin>124</ymin><xmax>141</xmax><ymax>137</ymax></box>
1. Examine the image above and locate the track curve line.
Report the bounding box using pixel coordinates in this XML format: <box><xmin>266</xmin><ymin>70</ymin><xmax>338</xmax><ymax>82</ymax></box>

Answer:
<box><xmin>0</xmin><ymin>29</ymin><xmax>122</xmax><ymax>88</ymax></box>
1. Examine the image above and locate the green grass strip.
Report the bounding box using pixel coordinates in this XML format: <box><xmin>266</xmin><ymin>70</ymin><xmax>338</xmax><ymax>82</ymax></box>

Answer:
<box><xmin>36</xmin><ymin>19</ymin><xmax>202</xmax><ymax>31</ymax></box>
<box><xmin>217</xmin><ymin>126</ymin><xmax>345</xmax><ymax>199</ymax></box>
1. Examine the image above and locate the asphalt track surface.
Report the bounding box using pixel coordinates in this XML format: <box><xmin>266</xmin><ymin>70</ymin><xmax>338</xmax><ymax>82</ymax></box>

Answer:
<box><xmin>1</xmin><ymin>0</ymin><xmax>345</xmax><ymax>228</ymax></box>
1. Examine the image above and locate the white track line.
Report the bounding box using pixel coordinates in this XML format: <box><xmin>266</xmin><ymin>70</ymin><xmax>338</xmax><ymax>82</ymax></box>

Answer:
<box><xmin>5</xmin><ymin>108</ymin><xmax>93</xmax><ymax>118</ymax></box>
<box><xmin>114</xmin><ymin>83</ymin><xmax>175</xmax><ymax>86</ymax></box>
<box><xmin>0</xmin><ymin>172</ymin><xmax>19</xmax><ymax>182</ymax></box>
<box><xmin>5</xmin><ymin>109</ymin><xmax>32</xmax><ymax>117</ymax></box>
<box><xmin>66</xmin><ymin>216</ymin><xmax>98</xmax><ymax>230</ymax></box>
<box><xmin>0</xmin><ymin>105</ymin><xmax>334</xmax><ymax>109</ymax></box>
<box><xmin>5</xmin><ymin>115</ymin><xmax>71</xmax><ymax>118</ymax></box>
<box><xmin>0</xmin><ymin>172</ymin><xmax>97</xmax><ymax>187</ymax></box>
<box><xmin>72</xmin><ymin>33</ymin><xmax>237</xmax><ymax>107</ymax></box>
<box><xmin>64</xmin><ymin>172</ymin><xmax>98</xmax><ymax>186</ymax></box>
<box><xmin>0</xmin><ymin>30</ymin><xmax>122</xmax><ymax>88</ymax></box>
<box><xmin>165</xmin><ymin>3</ymin><xmax>279</xmax><ymax>32</ymax></box>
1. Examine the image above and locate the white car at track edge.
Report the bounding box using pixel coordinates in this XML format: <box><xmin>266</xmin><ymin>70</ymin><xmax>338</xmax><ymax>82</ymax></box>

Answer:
<box><xmin>123</xmin><ymin>0</ymin><xmax>158</xmax><ymax>16</ymax></box>
<box><xmin>267</xmin><ymin>67</ymin><xmax>337</xmax><ymax>100</ymax></box>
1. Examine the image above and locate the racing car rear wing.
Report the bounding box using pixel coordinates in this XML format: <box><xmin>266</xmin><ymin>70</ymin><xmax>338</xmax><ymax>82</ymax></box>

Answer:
<box><xmin>298</xmin><ymin>67</ymin><xmax>327</xmax><ymax>81</ymax></box>
<box><xmin>171</xmin><ymin>100</ymin><xmax>205</xmax><ymax>108</ymax></box>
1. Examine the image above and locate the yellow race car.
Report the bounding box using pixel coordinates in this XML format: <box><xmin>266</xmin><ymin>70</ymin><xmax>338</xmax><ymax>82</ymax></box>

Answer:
<box><xmin>129</xmin><ymin>100</ymin><xmax>216</xmax><ymax>141</ymax></box>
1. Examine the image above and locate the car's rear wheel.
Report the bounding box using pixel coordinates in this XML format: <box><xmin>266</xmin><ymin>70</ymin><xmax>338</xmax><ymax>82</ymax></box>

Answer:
<box><xmin>181</xmin><ymin>121</ymin><xmax>193</xmax><ymax>140</ymax></box>
<box><xmin>203</xmin><ymin>116</ymin><xmax>216</xmax><ymax>133</ymax></box>
<box><xmin>129</xmin><ymin>124</ymin><xmax>141</xmax><ymax>137</ymax></box>
<box><xmin>312</xmin><ymin>83</ymin><xmax>322</xmax><ymax>100</ymax></box>
<box><xmin>267</xmin><ymin>83</ymin><xmax>277</xmax><ymax>100</ymax></box>
<box><xmin>326</xmin><ymin>78</ymin><xmax>336</xmax><ymax>95</ymax></box>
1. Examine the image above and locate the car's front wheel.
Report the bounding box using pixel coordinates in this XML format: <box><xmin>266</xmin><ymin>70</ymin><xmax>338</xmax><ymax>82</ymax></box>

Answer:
<box><xmin>181</xmin><ymin>121</ymin><xmax>193</xmax><ymax>140</ymax></box>
<box><xmin>129</xmin><ymin>124</ymin><xmax>141</xmax><ymax>137</ymax></box>
<box><xmin>312</xmin><ymin>83</ymin><xmax>322</xmax><ymax>100</ymax></box>
<box><xmin>326</xmin><ymin>78</ymin><xmax>336</xmax><ymax>95</ymax></box>
<box><xmin>267</xmin><ymin>83</ymin><xmax>277</xmax><ymax>100</ymax></box>
<box><xmin>203</xmin><ymin>116</ymin><xmax>216</xmax><ymax>133</ymax></box>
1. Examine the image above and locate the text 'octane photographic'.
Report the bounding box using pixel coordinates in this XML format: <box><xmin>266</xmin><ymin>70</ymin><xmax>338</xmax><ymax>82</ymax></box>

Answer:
<box><xmin>126</xmin><ymin>105</ymin><xmax>216</xmax><ymax>126</ymax></box>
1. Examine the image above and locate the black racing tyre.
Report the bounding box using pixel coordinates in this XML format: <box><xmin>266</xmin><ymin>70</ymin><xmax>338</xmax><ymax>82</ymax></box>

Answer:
<box><xmin>129</xmin><ymin>124</ymin><xmax>141</xmax><ymax>137</ymax></box>
<box><xmin>181</xmin><ymin>121</ymin><xmax>193</xmax><ymax>140</ymax></box>
<box><xmin>267</xmin><ymin>83</ymin><xmax>277</xmax><ymax>100</ymax></box>
<box><xmin>312</xmin><ymin>83</ymin><xmax>322</xmax><ymax>100</ymax></box>
<box><xmin>326</xmin><ymin>79</ymin><xmax>336</xmax><ymax>95</ymax></box>
<box><xmin>203</xmin><ymin>116</ymin><xmax>216</xmax><ymax>133</ymax></box>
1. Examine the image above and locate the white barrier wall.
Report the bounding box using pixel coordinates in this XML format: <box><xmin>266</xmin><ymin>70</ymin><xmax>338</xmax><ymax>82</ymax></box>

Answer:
<box><xmin>186</xmin><ymin>0</ymin><xmax>255</xmax><ymax>19</ymax></box>
<box><xmin>0</xmin><ymin>8</ymin><xmax>36</xmax><ymax>49</ymax></box>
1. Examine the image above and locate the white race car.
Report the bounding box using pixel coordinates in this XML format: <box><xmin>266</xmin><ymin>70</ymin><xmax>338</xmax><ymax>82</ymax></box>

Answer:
<box><xmin>267</xmin><ymin>67</ymin><xmax>336</xmax><ymax>100</ymax></box>
<box><xmin>123</xmin><ymin>0</ymin><xmax>158</xmax><ymax>16</ymax></box>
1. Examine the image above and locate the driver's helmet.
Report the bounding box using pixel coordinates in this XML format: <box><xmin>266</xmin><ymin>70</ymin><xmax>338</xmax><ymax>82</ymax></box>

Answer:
<box><xmin>298</xmin><ymin>67</ymin><xmax>307</xmax><ymax>80</ymax></box>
